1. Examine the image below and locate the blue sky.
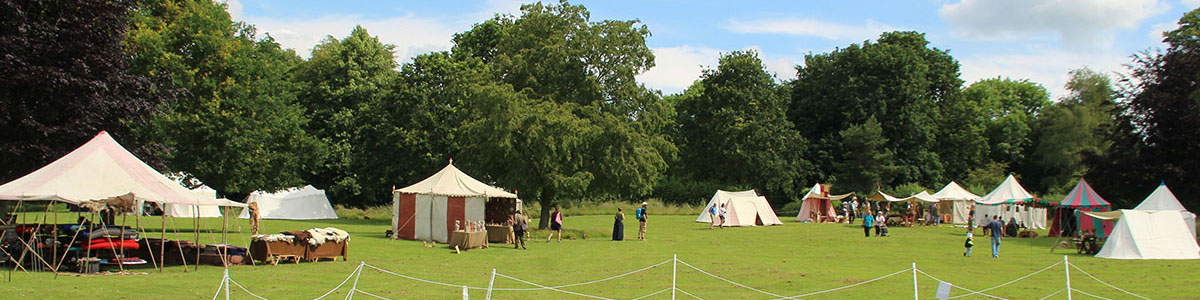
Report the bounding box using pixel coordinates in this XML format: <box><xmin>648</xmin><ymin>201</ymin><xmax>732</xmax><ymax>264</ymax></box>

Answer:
<box><xmin>226</xmin><ymin>0</ymin><xmax>1199</xmax><ymax>99</ymax></box>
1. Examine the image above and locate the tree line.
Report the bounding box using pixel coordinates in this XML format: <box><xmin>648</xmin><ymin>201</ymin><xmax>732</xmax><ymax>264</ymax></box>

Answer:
<box><xmin>4</xmin><ymin>0</ymin><xmax>1200</xmax><ymax>225</ymax></box>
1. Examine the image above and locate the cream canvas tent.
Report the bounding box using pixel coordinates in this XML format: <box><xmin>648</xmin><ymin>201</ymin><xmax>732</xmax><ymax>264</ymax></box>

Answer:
<box><xmin>392</xmin><ymin>161</ymin><xmax>518</xmax><ymax>242</ymax></box>
<box><xmin>0</xmin><ymin>131</ymin><xmax>244</xmax><ymax>209</ymax></box>
<box><xmin>1095</xmin><ymin>210</ymin><xmax>1200</xmax><ymax>259</ymax></box>
<box><xmin>1133</xmin><ymin>183</ymin><xmax>1196</xmax><ymax>239</ymax></box>
<box><xmin>932</xmin><ymin>181</ymin><xmax>979</xmax><ymax>224</ymax></box>
<box><xmin>238</xmin><ymin>185</ymin><xmax>337</xmax><ymax>220</ymax></box>
<box><xmin>697</xmin><ymin>190</ymin><xmax>782</xmax><ymax>226</ymax></box>
<box><xmin>974</xmin><ymin>174</ymin><xmax>1047</xmax><ymax>229</ymax></box>
<box><xmin>163</xmin><ymin>185</ymin><xmax>224</xmax><ymax>218</ymax></box>
<box><xmin>796</xmin><ymin>183</ymin><xmax>852</xmax><ymax>222</ymax></box>
<box><xmin>696</xmin><ymin>190</ymin><xmax>758</xmax><ymax>222</ymax></box>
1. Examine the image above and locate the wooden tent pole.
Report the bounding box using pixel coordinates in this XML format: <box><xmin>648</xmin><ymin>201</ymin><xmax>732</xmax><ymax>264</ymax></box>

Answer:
<box><xmin>168</xmin><ymin>216</ymin><xmax>189</xmax><ymax>272</ymax></box>
<box><xmin>160</xmin><ymin>213</ymin><xmax>166</xmax><ymax>272</ymax></box>
<box><xmin>52</xmin><ymin>214</ymin><xmax>89</xmax><ymax>274</ymax></box>
<box><xmin>194</xmin><ymin>211</ymin><xmax>200</xmax><ymax>271</ymax></box>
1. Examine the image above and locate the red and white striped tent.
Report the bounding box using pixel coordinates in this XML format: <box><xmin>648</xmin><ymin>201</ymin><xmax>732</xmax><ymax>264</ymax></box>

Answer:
<box><xmin>391</xmin><ymin>161</ymin><xmax>517</xmax><ymax>243</ymax></box>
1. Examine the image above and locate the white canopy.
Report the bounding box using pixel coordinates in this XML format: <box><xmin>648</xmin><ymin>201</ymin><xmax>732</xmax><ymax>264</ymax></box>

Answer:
<box><xmin>238</xmin><ymin>185</ymin><xmax>337</xmax><ymax>220</ymax></box>
<box><xmin>697</xmin><ymin>189</ymin><xmax>759</xmax><ymax>223</ymax></box>
<box><xmin>0</xmin><ymin>131</ymin><xmax>240</xmax><ymax>207</ymax></box>
<box><xmin>978</xmin><ymin>174</ymin><xmax>1035</xmax><ymax>205</ymax></box>
<box><xmin>905</xmin><ymin>191</ymin><xmax>939</xmax><ymax>203</ymax></box>
<box><xmin>932</xmin><ymin>181</ymin><xmax>980</xmax><ymax>201</ymax></box>
<box><xmin>396</xmin><ymin>161</ymin><xmax>517</xmax><ymax>198</ymax></box>
<box><xmin>1095</xmin><ymin>210</ymin><xmax>1200</xmax><ymax>259</ymax></box>
<box><xmin>867</xmin><ymin>190</ymin><xmax>907</xmax><ymax>202</ymax></box>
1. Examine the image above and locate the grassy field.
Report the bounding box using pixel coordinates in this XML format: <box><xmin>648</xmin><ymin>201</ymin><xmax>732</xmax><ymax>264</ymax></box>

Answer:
<box><xmin>4</xmin><ymin>211</ymin><xmax>1198</xmax><ymax>299</ymax></box>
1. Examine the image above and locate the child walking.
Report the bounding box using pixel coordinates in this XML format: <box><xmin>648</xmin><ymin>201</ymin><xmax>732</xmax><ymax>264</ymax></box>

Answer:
<box><xmin>963</xmin><ymin>231</ymin><xmax>974</xmax><ymax>257</ymax></box>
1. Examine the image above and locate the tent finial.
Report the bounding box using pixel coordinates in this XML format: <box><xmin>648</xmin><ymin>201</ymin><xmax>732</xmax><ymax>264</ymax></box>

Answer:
<box><xmin>449</xmin><ymin>157</ymin><xmax>454</xmax><ymax>165</ymax></box>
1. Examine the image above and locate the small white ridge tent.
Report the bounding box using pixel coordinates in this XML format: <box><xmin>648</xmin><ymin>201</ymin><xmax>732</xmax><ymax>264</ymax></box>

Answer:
<box><xmin>238</xmin><ymin>185</ymin><xmax>337</xmax><ymax>220</ymax></box>
<box><xmin>974</xmin><ymin>174</ymin><xmax>1047</xmax><ymax>229</ymax></box>
<box><xmin>698</xmin><ymin>190</ymin><xmax>782</xmax><ymax>226</ymax></box>
<box><xmin>1133</xmin><ymin>183</ymin><xmax>1196</xmax><ymax>238</ymax></box>
<box><xmin>163</xmin><ymin>185</ymin><xmax>224</xmax><ymax>218</ymax></box>
<box><xmin>1095</xmin><ymin>210</ymin><xmax>1200</xmax><ymax>259</ymax></box>
<box><xmin>0</xmin><ymin>131</ymin><xmax>243</xmax><ymax>209</ymax></box>
<box><xmin>796</xmin><ymin>183</ymin><xmax>852</xmax><ymax>222</ymax></box>
<box><xmin>696</xmin><ymin>190</ymin><xmax>758</xmax><ymax>223</ymax></box>
<box><xmin>392</xmin><ymin>161</ymin><xmax>517</xmax><ymax>242</ymax></box>
<box><xmin>931</xmin><ymin>181</ymin><xmax>979</xmax><ymax>224</ymax></box>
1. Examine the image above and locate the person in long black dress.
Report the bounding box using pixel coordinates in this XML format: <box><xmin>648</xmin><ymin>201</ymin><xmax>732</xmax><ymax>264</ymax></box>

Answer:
<box><xmin>612</xmin><ymin>208</ymin><xmax>625</xmax><ymax>241</ymax></box>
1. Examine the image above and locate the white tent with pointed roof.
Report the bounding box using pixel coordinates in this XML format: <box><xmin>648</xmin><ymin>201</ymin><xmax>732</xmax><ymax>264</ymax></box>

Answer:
<box><xmin>163</xmin><ymin>185</ymin><xmax>224</xmax><ymax>218</ymax></box>
<box><xmin>696</xmin><ymin>190</ymin><xmax>758</xmax><ymax>222</ymax></box>
<box><xmin>697</xmin><ymin>190</ymin><xmax>782</xmax><ymax>226</ymax></box>
<box><xmin>1095</xmin><ymin>210</ymin><xmax>1200</xmax><ymax>259</ymax></box>
<box><xmin>932</xmin><ymin>181</ymin><xmax>979</xmax><ymax>224</ymax></box>
<box><xmin>1133</xmin><ymin>183</ymin><xmax>1196</xmax><ymax>239</ymax></box>
<box><xmin>796</xmin><ymin>183</ymin><xmax>852</xmax><ymax>222</ymax></box>
<box><xmin>975</xmin><ymin>174</ymin><xmax>1046</xmax><ymax>229</ymax></box>
<box><xmin>392</xmin><ymin>161</ymin><xmax>518</xmax><ymax>242</ymax></box>
<box><xmin>0</xmin><ymin>131</ymin><xmax>243</xmax><ymax>209</ymax></box>
<box><xmin>238</xmin><ymin>185</ymin><xmax>337</xmax><ymax>220</ymax></box>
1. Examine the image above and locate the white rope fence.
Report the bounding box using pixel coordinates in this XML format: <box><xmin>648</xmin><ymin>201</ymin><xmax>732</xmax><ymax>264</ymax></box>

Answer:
<box><xmin>210</xmin><ymin>254</ymin><xmax>1154</xmax><ymax>300</ymax></box>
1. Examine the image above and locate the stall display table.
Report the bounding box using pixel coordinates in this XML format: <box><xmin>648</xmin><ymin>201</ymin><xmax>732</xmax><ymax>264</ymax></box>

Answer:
<box><xmin>448</xmin><ymin>231</ymin><xmax>488</xmax><ymax>250</ymax></box>
<box><xmin>306</xmin><ymin>241</ymin><xmax>348</xmax><ymax>262</ymax></box>
<box><xmin>249</xmin><ymin>239</ymin><xmax>306</xmax><ymax>265</ymax></box>
<box><xmin>485</xmin><ymin>225</ymin><xmax>514</xmax><ymax>244</ymax></box>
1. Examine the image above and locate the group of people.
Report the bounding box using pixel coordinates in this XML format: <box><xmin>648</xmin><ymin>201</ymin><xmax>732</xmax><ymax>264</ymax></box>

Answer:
<box><xmin>612</xmin><ymin>202</ymin><xmax>649</xmax><ymax>241</ymax></box>
<box><xmin>707</xmin><ymin>202</ymin><xmax>728</xmax><ymax>229</ymax></box>
<box><xmin>964</xmin><ymin>214</ymin><xmax>1007</xmax><ymax>258</ymax></box>
<box><xmin>860</xmin><ymin>210</ymin><xmax>890</xmax><ymax>237</ymax></box>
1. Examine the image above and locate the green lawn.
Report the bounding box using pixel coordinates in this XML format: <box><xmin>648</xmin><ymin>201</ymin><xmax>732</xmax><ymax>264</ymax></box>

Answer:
<box><xmin>5</xmin><ymin>213</ymin><xmax>1198</xmax><ymax>299</ymax></box>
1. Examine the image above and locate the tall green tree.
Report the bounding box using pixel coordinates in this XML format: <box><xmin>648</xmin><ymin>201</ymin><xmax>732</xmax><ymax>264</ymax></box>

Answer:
<box><xmin>833</xmin><ymin>116</ymin><xmax>899</xmax><ymax>195</ymax></box>
<box><xmin>1088</xmin><ymin>8</ymin><xmax>1200</xmax><ymax>209</ymax></box>
<box><xmin>675</xmin><ymin>50</ymin><xmax>808</xmax><ymax>205</ymax></box>
<box><xmin>452</xmin><ymin>2</ymin><xmax>674</xmax><ymax>228</ymax></box>
<box><xmin>959</xmin><ymin>77</ymin><xmax>1050</xmax><ymax>168</ymax></box>
<box><xmin>1027</xmin><ymin>69</ymin><xmax>1113</xmax><ymax>194</ymax></box>
<box><xmin>1</xmin><ymin>0</ymin><xmax>171</xmax><ymax>182</ymax></box>
<box><xmin>293</xmin><ymin>26</ymin><xmax>397</xmax><ymax>205</ymax></box>
<box><xmin>126</xmin><ymin>0</ymin><xmax>322</xmax><ymax>194</ymax></box>
<box><xmin>790</xmin><ymin>31</ymin><xmax>960</xmax><ymax>187</ymax></box>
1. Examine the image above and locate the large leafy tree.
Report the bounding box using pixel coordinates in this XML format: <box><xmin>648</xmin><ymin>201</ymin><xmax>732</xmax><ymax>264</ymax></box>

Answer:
<box><xmin>293</xmin><ymin>26</ymin><xmax>397</xmax><ymax>205</ymax></box>
<box><xmin>675</xmin><ymin>50</ymin><xmax>808</xmax><ymax>204</ymax></box>
<box><xmin>453</xmin><ymin>2</ymin><xmax>674</xmax><ymax>227</ymax></box>
<box><xmin>1026</xmin><ymin>69</ymin><xmax>1113</xmax><ymax>194</ymax></box>
<box><xmin>833</xmin><ymin>116</ymin><xmax>900</xmax><ymax>195</ymax></box>
<box><xmin>1088</xmin><ymin>8</ymin><xmax>1200</xmax><ymax>209</ymax></box>
<box><xmin>127</xmin><ymin>0</ymin><xmax>322</xmax><ymax>194</ymax></box>
<box><xmin>960</xmin><ymin>77</ymin><xmax>1050</xmax><ymax>168</ymax></box>
<box><xmin>790</xmin><ymin>31</ymin><xmax>960</xmax><ymax>187</ymax></box>
<box><xmin>0</xmin><ymin>0</ymin><xmax>171</xmax><ymax>182</ymax></box>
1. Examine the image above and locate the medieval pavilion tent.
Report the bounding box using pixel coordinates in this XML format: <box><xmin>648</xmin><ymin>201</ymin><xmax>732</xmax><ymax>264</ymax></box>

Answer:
<box><xmin>931</xmin><ymin>181</ymin><xmax>979</xmax><ymax>224</ymax></box>
<box><xmin>696</xmin><ymin>190</ymin><xmax>783</xmax><ymax>226</ymax></box>
<box><xmin>391</xmin><ymin>161</ymin><xmax>517</xmax><ymax>243</ymax></box>
<box><xmin>974</xmin><ymin>174</ymin><xmax>1047</xmax><ymax>229</ymax></box>
<box><xmin>237</xmin><ymin>185</ymin><xmax>337</xmax><ymax>220</ymax></box>
<box><xmin>1133</xmin><ymin>183</ymin><xmax>1196</xmax><ymax>239</ymax></box>
<box><xmin>796</xmin><ymin>183</ymin><xmax>852</xmax><ymax>223</ymax></box>
<box><xmin>1049</xmin><ymin>178</ymin><xmax>1113</xmax><ymax>238</ymax></box>
<box><xmin>1094</xmin><ymin>209</ymin><xmax>1200</xmax><ymax>259</ymax></box>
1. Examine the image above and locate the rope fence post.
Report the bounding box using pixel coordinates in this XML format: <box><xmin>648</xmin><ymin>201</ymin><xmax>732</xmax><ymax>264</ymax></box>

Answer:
<box><xmin>463</xmin><ymin>285</ymin><xmax>469</xmax><ymax>300</ymax></box>
<box><xmin>1064</xmin><ymin>255</ymin><xmax>1071</xmax><ymax>300</ymax></box>
<box><xmin>224</xmin><ymin>269</ymin><xmax>231</xmax><ymax>300</ymax></box>
<box><xmin>347</xmin><ymin>261</ymin><xmax>364</xmax><ymax>300</ymax></box>
<box><xmin>672</xmin><ymin>254</ymin><xmax>677</xmax><ymax>300</ymax></box>
<box><xmin>912</xmin><ymin>262</ymin><xmax>918</xmax><ymax>300</ymax></box>
<box><xmin>486</xmin><ymin>269</ymin><xmax>496</xmax><ymax>300</ymax></box>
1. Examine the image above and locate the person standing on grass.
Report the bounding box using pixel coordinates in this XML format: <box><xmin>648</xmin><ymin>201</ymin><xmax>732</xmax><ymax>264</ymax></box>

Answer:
<box><xmin>963</xmin><ymin>231</ymin><xmax>974</xmax><ymax>257</ymax></box>
<box><xmin>862</xmin><ymin>210</ymin><xmax>874</xmax><ymax>237</ymax></box>
<box><xmin>636</xmin><ymin>202</ymin><xmax>649</xmax><ymax>241</ymax></box>
<box><xmin>877</xmin><ymin>211</ymin><xmax>889</xmax><ymax>237</ymax></box>
<box><xmin>513</xmin><ymin>213</ymin><xmax>528</xmax><ymax>250</ymax></box>
<box><xmin>547</xmin><ymin>206</ymin><xmax>563</xmax><ymax>243</ymax></box>
<box><xmin>988</xmin><ymin>215</ymin><xmax>1003</xmax><ymax>258</ymax></box>
<box><xmin>848</xmin><ymin>197</ymin><xmax>857</xmax><ymax>224</ymax></box>
<box><xmin>709</xmin><ymin>203</ymin><xmax>719</xmax><ymax>229</ymax></box>
<box><xmin>613</xmin><ymin>208</ymin><xmax>625</xmax><ymax>241</ymax></box>
<box><xmin>718</xmin><ymin>203</ymin><xmax>727</xmax><ymax>228</ymax></box>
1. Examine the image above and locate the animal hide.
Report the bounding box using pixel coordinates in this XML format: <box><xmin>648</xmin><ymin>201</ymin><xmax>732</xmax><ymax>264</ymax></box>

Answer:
<box><xmin>251</xmin><ymin>233</ymin><xmax>295</xmax><ymax>243</ymax></box>
<box><xmin>303</xmin><ymin>227</ymin><xmax>350</xmax><ymax>245</ymax></box>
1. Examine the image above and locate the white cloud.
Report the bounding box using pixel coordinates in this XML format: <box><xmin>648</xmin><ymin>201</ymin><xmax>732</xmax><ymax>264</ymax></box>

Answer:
<box><xmin>637</xmin><ymin>46</ymin><xmax>722</xmax><ymax>92</ymax></box>
<box><xmin>637</xmin><ymin>46</ymin><xmax>801</xmax><ymax>94</ymax></box>
<box><xmin>221</xmin><ymin>0</ymin><xmax>243</xmax><ymax>21</ymax></box>
<box><xmin>726</xmin><ymin>18</ymin><xmax>901</xmax><ymax>41</ymax></box>
<box><xmin>958</xmin><ymin>49</ymin><xmax>1127</xmax><ymax>100</ymax></box>
<box><xmin>1183</xmin><ymin>0</ymin><xmax>1200</xmax><ymax>8</ymax></box>
<box><xmin>940</xmin><ymin>0</ymin><xmax>1168</xmax><ymax>51</ymax></box>
<box><xmin>1148</xmin><ymin>22</ymin><xmax>1176</xmax><ymax>45</ymax></box>
<box><xmin>240</xmin><ymin>15</ymin><xmax>458</xmax><ymax>65</ymax></box>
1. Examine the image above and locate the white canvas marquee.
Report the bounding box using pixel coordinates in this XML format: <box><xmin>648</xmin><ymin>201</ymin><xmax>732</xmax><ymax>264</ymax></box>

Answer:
<box><xmin>697</xmin><ymin>190</ymin><xmax>782</xmax><ymax>226</ymax></box>
<box><xmin>0</xmin><ymin>131</ymin><xmax>244</xmax><ymax>209</ymax></box>
<box><xmin>974</xmin><ymin>175</ymin><xmax>1046</xmax><ymax>229</ymax></box>
<box><xmin>163</xmin><ymin>185</ymin><xmax>224</xmax><ymax>218</ymax></box>
<box><xmin>392</xmin><ymin>162</ymin><xmax>517</xmax><ymax>242</ymax></box>
<box><xmin>932</xmin><ymin>181</ymin><xmax>979</xmax><ymax>224</ymax></box>
<box><xmin>1133</xmin><ymin>183</ymin><xmax>1196</xmax><ymax>239</ymax></box>
<box><xmin>238</xmin><ymin>185</ymin><xmax>337</xmax><ymax>220</ymax></box>
<box><xmin>1095</xmin><ymin>210</ymin><xmax>1200</xmax><ymax>259</ymax></box>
